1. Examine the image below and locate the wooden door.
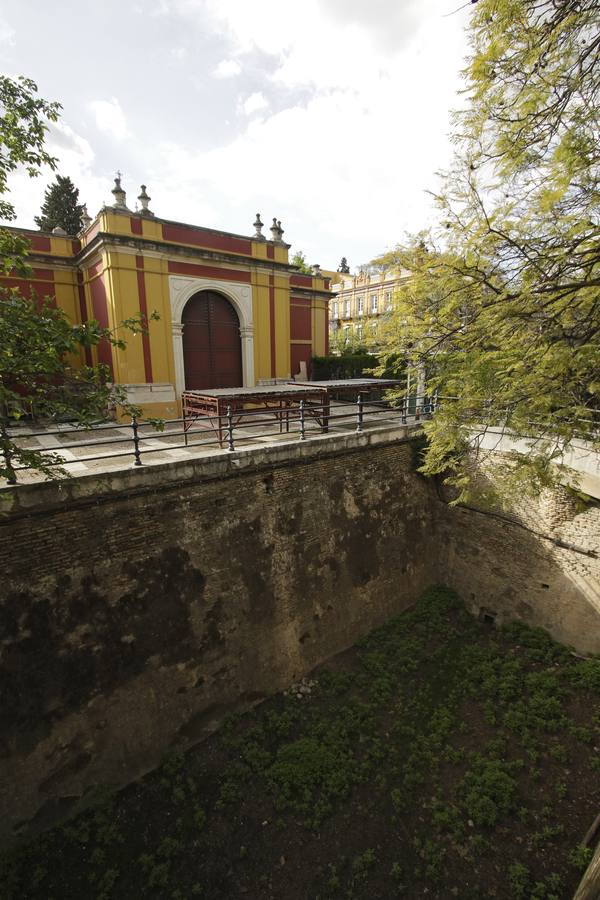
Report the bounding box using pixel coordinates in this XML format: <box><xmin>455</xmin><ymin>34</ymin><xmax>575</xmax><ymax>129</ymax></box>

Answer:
<box><xmin>182</xmin><ymin>291</ymin><xmax>242</xmax><ymax>389</ymax></box>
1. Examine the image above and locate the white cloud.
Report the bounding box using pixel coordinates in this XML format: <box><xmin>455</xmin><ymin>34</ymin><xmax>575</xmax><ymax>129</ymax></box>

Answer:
<box><xmin>213</xmin><ymin>58</ymin><xmax>242</xmax><ymax>79</ymax></box>
<box><xmin>5</xmin><ymin>120</ymin><xmax>110</xmax><ymax>225</ymax></box>
<box><xmin>242</xmin><ymin>92</ymin><xmax>269</xmax><ymax>116</ymax></box>
<box><xmin>150</xmin><ymin>0</ymin><xmax>172</xmax><ymax>16</ymax></box>
<box><xmin>148</xmin><ymin>0</ymin><xmax>469</xmax><ymax>264</ymax></box>
<box><xmin>319</xmin><ymin>0</ymin><xmax>422</xmax><ymax>51</ymax></box>
<box><xmin>89</xmin><ymin>97</ymin><xmax>129</xmax><ymax>141</ymax></box>
<box><xmin>0</xmin><ymin>17</ymin><xmax>15</xmax><ymax>46</ymax></box>
<box><xmin>8</xmin><ymin>0</ymin><xmax>471</xmax><ymax>265</ymax></box>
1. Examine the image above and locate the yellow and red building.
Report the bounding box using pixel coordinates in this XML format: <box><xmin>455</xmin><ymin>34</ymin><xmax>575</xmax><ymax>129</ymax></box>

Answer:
<box><xmin>2</xmin><ymin>177</ymin><xmax>331</xmax><ymax>419</ymax></box>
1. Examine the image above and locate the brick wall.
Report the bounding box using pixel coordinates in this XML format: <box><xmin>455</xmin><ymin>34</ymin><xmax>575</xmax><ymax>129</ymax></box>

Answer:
<box><xmin>0</xmin><ymin>431</ymin><xmax>437</xmax><ymax>843</ymax></box>
<box><xmin>433</xmin><ymin>480</ymin><xmax>600</xmax><ymax>655</ymax></box>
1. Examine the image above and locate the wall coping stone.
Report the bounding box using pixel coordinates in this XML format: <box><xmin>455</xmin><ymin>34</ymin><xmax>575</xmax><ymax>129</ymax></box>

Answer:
<box><xmin>0</xmin><ymin>423</ymin><xmax>413</xmax><ymax>520</ymax></box>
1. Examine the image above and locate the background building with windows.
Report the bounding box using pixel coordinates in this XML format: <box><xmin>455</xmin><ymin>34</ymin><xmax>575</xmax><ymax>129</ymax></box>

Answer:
<box><xmin>1</xmin><ymin>177</ymin><xmax>331</xmax><ymax>419</ymax></box>
<box><xmin>328</xmin><ymin>266</ymin><xmax>411</xmax><ymax>344</ymax></box>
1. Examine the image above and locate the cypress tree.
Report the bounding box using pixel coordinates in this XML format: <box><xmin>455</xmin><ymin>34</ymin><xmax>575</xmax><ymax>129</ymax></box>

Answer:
<box><xmin>34</xmin><ymin>175</ymin><xmax>84</xmax><ymax>235</ymax></box>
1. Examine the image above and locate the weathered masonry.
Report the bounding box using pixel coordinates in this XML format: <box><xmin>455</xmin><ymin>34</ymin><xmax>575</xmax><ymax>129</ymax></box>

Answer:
<box><xmin>0</xmin><ymin>429</ymin><xmax>598</xmax><ymax>843</ymax></box>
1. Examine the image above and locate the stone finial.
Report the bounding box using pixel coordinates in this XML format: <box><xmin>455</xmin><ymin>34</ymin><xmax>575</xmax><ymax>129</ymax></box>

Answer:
<box><xmin>52</xmin><ymin>225</ymin><xmax>67</xmax><ymax>235</ymax></box>
<box><xmin>81</xmin><ymin>204</ymin><xmax>92</xmax><ymax>229</ymax></box>
<box><xmin>111</xmin><ymin>171</ymin><xmax>128</xmax><ymax>210</ymax></box>
<box><xmin>338</xmin><ymin>256</ymin><xmax>350</xmax><ymax>274</ymax></box>
<box><xmin>312</xmin><ymin>263</ymin><xmax>322</xmax><ymax>276</ymax></box>
<box><xmin>137</xmin><ymin>184</ymin><xmax>155</xmax><ymax>217</ymax></box>
<box><xmin>269</xmin><ymin>218</ymin><xmax>286</xmax><ymax>243</ymax></box>
<box><xmin>253</xmin><ymin>213</ymin><xmax>265</xmax><ymax>240</ymax></box>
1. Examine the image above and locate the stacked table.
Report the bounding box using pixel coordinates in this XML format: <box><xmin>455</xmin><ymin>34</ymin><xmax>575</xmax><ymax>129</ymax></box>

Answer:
<box><xmin>182</xmin><ymin>384</ymin><xmax>329</xmax><ymax>444</ymax></box>
<box><xmin>288</xmin><ymin>378</ymin><xmax>402</xmax><ymax>399</ymax></box>
<box><xmin>182</xmin><ymin>379</ymin><xmax>402</xmax><ymax>446</ymax></box>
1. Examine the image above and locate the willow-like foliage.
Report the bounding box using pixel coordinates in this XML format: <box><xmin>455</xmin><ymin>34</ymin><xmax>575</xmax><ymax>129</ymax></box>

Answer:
<box><xmin>375</xmin><ymin>0</ymin><xmax>600</xmax><ymax>504</ymax></box>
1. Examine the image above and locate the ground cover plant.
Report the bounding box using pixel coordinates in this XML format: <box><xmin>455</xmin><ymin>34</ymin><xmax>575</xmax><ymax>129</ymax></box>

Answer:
<box><xmin>1</xmin><ymin>587</ymin><xmax>599</xmax><ymax>899</ymax></box>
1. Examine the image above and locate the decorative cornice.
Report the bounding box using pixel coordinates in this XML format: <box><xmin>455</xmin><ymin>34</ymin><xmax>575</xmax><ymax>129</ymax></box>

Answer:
<box><xmin>74</xmin><ymin>232</ymin><xmax>296</xmax><ymax>273</ymax></box>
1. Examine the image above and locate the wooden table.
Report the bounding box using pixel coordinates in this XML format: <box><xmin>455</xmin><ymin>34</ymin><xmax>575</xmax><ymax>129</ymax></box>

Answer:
<box><xmin>182</xmin><ymin>385</ymin><xmax>329</xmax><ymax>445</ymax></box>
<box><xmin>289</xmin><ymin>378</ymin><xmax>402</xmax><ymax>402</ymax></box>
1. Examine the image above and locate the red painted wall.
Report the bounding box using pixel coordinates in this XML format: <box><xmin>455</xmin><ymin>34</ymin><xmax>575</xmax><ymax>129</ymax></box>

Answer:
<box><xmin>290</xmin><ymin>343</ymin><xmax>312</xmax><ymax>378</ymax></box>
<box><xmin>77</xmin><ymin>272</ymin><xmax>93</xmax><ymax>366</ymax></box>
<box><xmin>1</xmin><ymin>269</ymin><xmax>56</xmax><ymax>305</ymax></box>
<box><xmin>290</xmin><ymin>297</ymin><xmax>311</xmax><ymax>341</ymax></box>
<box><xmin>290</xmin><ymin>274</ymin><xmax>312</xmax><ymax>288</ymax></box>
<box><xmin>88</xmin><ymin>273</ymin><xmax>113</xmax><ymax>374</ymax></box>
<box><xmin>28</xmin><ymin>235</ymin><xmax>51</xmax><ymax>252</ymax></box>
<box><xmin>135</xmin><ymin>255</ymin><xmax>153</xmax><ymax>383</ymax></box>
<box><xmin>162</xmin><ymin>224</ymin><xmax>252</xmax><ymax>256</ymax></box>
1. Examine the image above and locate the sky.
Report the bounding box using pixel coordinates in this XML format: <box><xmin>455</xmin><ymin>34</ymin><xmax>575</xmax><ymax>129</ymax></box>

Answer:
<box><xmin>0</xmin><ymin>0</ymin><xmax>471</xmax><ymax>270</ymax></box>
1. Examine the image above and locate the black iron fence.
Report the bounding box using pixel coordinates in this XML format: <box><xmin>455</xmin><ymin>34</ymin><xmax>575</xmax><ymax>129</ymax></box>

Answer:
<box><xmin>3</xmin><ymin>393</ymin><xmax>437</xmax><ymax>483</ymax></box>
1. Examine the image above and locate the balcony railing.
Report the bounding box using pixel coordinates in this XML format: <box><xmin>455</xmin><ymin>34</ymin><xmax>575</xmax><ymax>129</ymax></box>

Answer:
<box><xmin>2</xmin><ymin>394</ymin><xmax>437</xmax><ymax>484</ymax></box>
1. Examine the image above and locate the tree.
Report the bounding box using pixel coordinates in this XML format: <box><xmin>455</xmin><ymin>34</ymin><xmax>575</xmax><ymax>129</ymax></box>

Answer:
<box><xmin>0</xmin><ymin>295</ymin><xmax>156</xmax><ymax>483</ymax></box>
<box><xmin>0</xmin><ymin>75</ymin><xmax>60</xmax><ymax>274</ymax></box>
<box><xmin>0</xmin><ymin>76</ymin><xmax>157</xmax><ymax>483</ymax></box>
<box><xmin>375</xmin><ymin>0</ymin><xmax>600</xmax><ymax>504</ymax></box>
<box><xmin>34</xmin><ymin>174</ymin><xmax>84</xmax><ymax>234</ymax></box>
<box><xmin>291</xmin><ymin>250</ymin><xmax>313</xmax><ymax>274</ymax></box>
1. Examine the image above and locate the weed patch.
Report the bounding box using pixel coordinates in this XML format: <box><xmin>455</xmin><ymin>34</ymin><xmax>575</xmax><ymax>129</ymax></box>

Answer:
<box><xmin>0</xmin><ymin>586</ymin><xmax>598</xmax><ymax>900</ymax></box>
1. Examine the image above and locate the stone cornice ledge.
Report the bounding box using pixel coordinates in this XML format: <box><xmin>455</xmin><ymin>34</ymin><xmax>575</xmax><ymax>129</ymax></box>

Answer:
<box><xmin>0</xmin><ymin>424</ymin><xmax>415</xmax><ymax>521</ymax></box>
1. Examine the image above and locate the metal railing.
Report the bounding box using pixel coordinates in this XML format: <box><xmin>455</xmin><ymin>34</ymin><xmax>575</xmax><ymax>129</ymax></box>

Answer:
<box><xmin>434</xmin><ymin>396</ymin><xmax>600</xmax><ymax>442</ymax></box>
<box><xmin>3</xmin><ymin>393</ymin><xmax>436</xmax><ymax>483</ymax></box>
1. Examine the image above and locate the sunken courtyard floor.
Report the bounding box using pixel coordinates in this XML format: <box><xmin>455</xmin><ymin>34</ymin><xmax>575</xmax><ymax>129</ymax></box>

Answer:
<box><xmin>1</xmin><ymin>587</ymin><xmax>599</xmax><ymax>899</ymax></box>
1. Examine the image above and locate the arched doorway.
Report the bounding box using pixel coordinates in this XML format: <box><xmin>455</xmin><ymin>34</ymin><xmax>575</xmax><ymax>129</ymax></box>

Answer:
<box><xmin>182</xmin><ymin>291</ymin><xmax>243</xmax><ymax>390</ymax></box>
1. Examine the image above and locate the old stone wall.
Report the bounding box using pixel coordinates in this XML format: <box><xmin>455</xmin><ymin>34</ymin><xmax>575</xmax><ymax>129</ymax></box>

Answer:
<box><xmin>0</xmin><ymin>429</ymin><xmax>437</xmax><ymax>844</ymax></box>
<box><xmin>433</xmin><ymin>482</ymin><xmax>600</xmax><ymax>655</ymax></box>
<box><xmin>1</xmin><ymin>429</ymin><xmax>598</xmax><ymax>845</ymax></box>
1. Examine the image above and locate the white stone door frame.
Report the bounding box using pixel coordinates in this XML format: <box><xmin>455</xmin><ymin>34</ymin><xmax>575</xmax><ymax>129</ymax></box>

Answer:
<box><xmin>168</xmin><ymin>275</ymin><xmax>255</xmax><ymax>397</ymax></box>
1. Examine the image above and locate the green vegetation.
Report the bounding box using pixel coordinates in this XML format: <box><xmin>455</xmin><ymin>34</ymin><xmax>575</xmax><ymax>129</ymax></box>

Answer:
<box><xmin>1</xmin><ymin>587</ymin><xmax>598</xmax><ymax>899</ymax></box>
<box><xmin>34</xmin><ymin>174</ymin><xmax>85</xmax><ymax>235</ymax></box>
<box><xmin>0</xmin><ymin>294</ymin><xmax>160</xmax><ymax>481</ymax></box>
<box><xmin>311</xmin><ymin>350</ymin><xmax>379</xmax><ymax>381</ymax></box>
<box><xmin>290</xmin><ymin>249</ymin><xmax>313</xmax><ymax>275</ymax></box>
<box><xmin>374</xmin><ymin>0</ymin><xmax>600</xmax><ymax>503</ymax></box>
<box><xmin>0</xmin><ymin>75</ymin><xmax>60</xmax><ymax>272</ymax></box>
<box><xmin>0</xmin><ymin>75</ymin><xmax>160</xmax><ymax>482</ymax></box>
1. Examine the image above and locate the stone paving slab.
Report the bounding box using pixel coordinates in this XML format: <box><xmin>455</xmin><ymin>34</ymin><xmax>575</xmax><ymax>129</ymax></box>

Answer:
<box><xmin>3</xmin><ymin>402</ymin><xmax>411</xmax><ymax>485</ymax></box>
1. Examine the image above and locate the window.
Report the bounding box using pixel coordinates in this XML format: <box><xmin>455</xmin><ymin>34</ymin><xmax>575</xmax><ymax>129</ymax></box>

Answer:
<box><xmin>333</xmin><ymin>301</ymin><xmax>339</xmax><ymax>318</ymax></box>
<box><xmin>356</xmin><ymin>324</ymin><xmax>363</xmax><ymax>341</ymax></box>
<box><xmin>357</xmin><ymin>295</ymin><xmax>364</xmax><ymax>316</ymax></box>
<box><xmin>344</xmin><ymin>299</ymin><xmax>351</xmax><ymax>318</ymax></box>
<box><xmin>370</xmin><ymin>293</ymin><xmax>378</xmax><ymax>314</ymax></box>
<box><xmin>385</xmin><ymin>291</ymin><xmax>392</xmax><ymax>311</ymax></box>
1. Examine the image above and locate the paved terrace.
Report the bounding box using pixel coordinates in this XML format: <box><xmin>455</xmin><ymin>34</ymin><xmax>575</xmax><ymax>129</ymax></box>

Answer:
<box><xmin>3</xmin><ymin>400</ymin><xmax>424</xmax><ymax>486</ymax></box>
